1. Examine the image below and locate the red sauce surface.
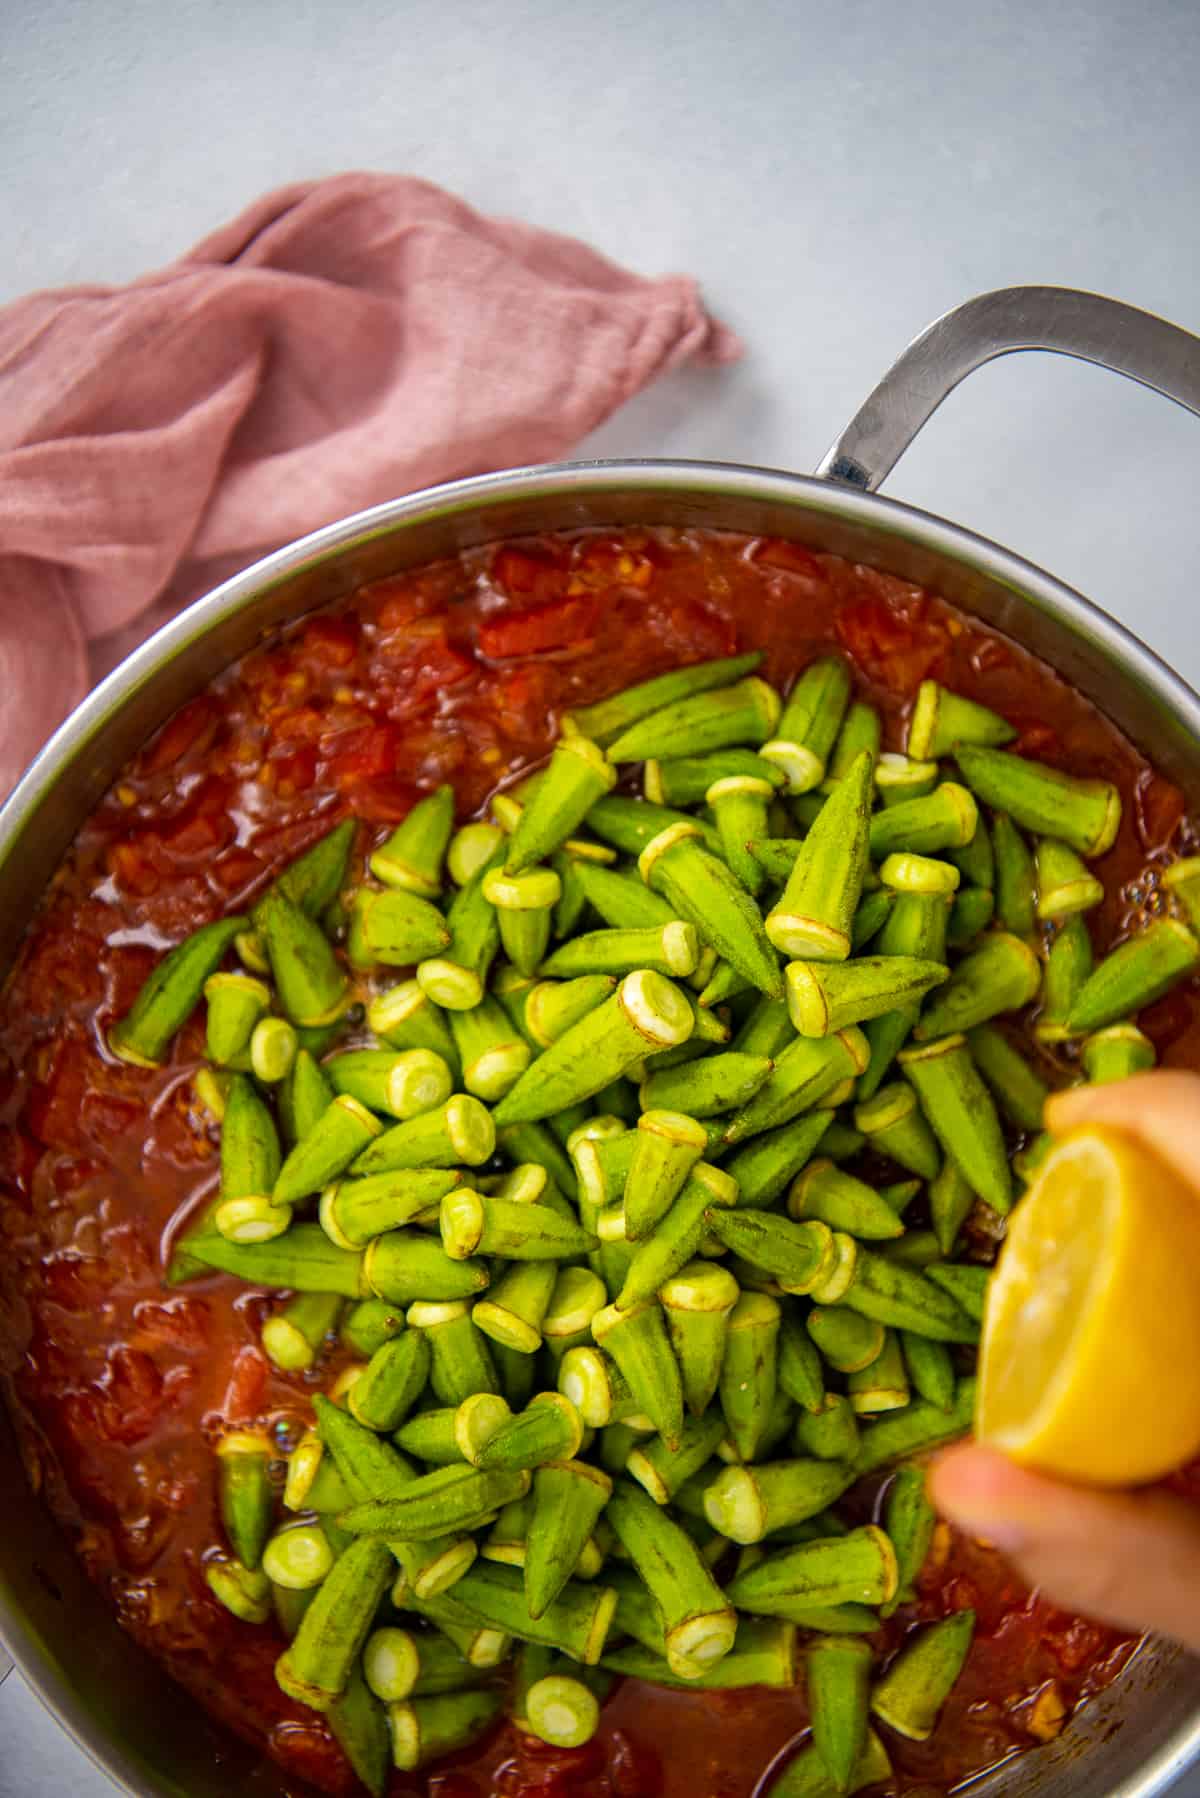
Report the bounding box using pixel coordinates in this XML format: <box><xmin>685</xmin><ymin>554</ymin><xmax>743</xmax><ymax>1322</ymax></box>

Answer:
<box><xmin>1</xmin><ymin>526</ymin><xmax>1193</xmax><ymax>1798</ymax></box>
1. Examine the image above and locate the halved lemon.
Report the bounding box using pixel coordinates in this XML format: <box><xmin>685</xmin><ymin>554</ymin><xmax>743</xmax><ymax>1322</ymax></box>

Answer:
<box><xmin>978</xmin><ymin>1124</ymin><xmax>1200</xmax><ymax>1485</ymax></box>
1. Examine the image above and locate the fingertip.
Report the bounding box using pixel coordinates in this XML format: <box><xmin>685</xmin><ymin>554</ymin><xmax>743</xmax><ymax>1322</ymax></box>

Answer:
<box><xmin>930</xmin><ymin>1443</ymin><xmax>1047</xmax><ymax>1511</ymax></box>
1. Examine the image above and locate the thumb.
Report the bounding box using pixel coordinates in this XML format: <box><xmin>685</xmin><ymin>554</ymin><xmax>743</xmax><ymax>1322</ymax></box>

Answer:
<box><xmin>930</xmin><ymin>1445</ymin><xmax>1200</xmax><ymax>1653</ymax></box>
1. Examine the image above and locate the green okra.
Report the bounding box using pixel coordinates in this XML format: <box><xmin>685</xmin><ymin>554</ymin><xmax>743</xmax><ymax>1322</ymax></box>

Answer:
<box><xmin>320</xmin><ymin>1169</ymin><xmax>462</xmax><ymax>1250</ymax></box>
<box><xmin>1067</xmin><ymin>917</ymin><xmax>1200</xmax><ymax>1033</ymax></box>
<box><xmin>259</xmin><ymin>887</ymin><xmax>348</xmax><ymax>1029</ymax></box>
<box><xmin>966</xmin><ymin>1022</ymin><xmax>1050</xmax><ymax>1132</ymax></box>
<box><xmin>1035</xmin><ymin>835</ymin><xmax>1104</xmax><ymax>920</ymax></box>
<box><xmin>493</xmin><ymin>969</ymin><xmax>694</xmax><ymax>1126</ymax></box>
<box><xmin>777</xmin><ymin>1310</ymin><xmax>826</xmax><ymax>1414</ymax></box>
<box><xmin>406</xmin><ymin>1632</ymin><xmax>492</xmax><ymax>1696</ymax></box>
<box><xmin>215</xmin><ymin>1074</ymin><xmax>287</xmax><ymax>1243</ymax></box>
<box><xmin>900</xmin><ymin>1330</ymin><xmax>957</xmax><ymax>1413</ymax></box>
<box><xmin>871</xmin><ymin>1609</ymin><xmax>976</xmax><ymax>1740</ymax></box>
<box><xmin>850</xmin><ymin>889</ymin><xmax>895</xmax><ymax>950</ymax></box>
<box><xmin>716</xmin><ymin>1290</ymin><xmax>781</xmax><ymax>1462</ymax></box>
<box><xmin>846</xmin><ymin>1329</ymin><xmax>909</xmax><ymax>1413</ymax></box>
<box><xmin>948</xmin><ymin>810</ymin><xmax>995</xmax><ymax>890</ymax></box>
<box><xmin>840</xmin><ymin>1247</ymin><xmax>977</xmax><ymax>1343</ymax></box>
<box><xmin>256</xmin><ymin>819</ymin><xmax>357</xmax><ymax>926</ymax></box>
<box><xmin>659</xmin><ymin>1260</ymin><xmax>741</xmax><ymax>1419</ymax></box>
<box><xmin>608</xmin><ymin>675</ymin><xmax>780</xmax><ymax>764</ymax></box>
<box><xmin>623</xmin><ymin>1109</ymin><xmax>710</xmax><ymax>1240</ymax></box>
<box><xmin>473</xmin><ymin>1393</ymin><xmax>584</xmax><ymax>1473</ymax></box>
<box><xmin>990</xmin><ymin>814</ymin><xmax>1037</xmax><ymax>939</ymax></box>
<box><xmin>878</xmin><ymin>1230</ymin><xmax>942</xmax><ymax>1268</ymax></box>
<box><xmin>407</xmin><ymin>1589</ymin><xmax>512</xmax><ymax>1666</ymax></box>
<box><xmin>956</xmin><ymin>742</ymin><xmax>1121</xmax><ymax>858</ymax></box>
<box><xmin>587</xmin><ymin>794</ymin><xmax>724</xmax><ymax>860</ymax></box>
<box><xmin>616</xmin><ymin>1163</ymin><xmax>737</xmax><ymax>1308</ymax></box>
<box><xmin>387</xmin><ymin>1689</ymin><xmax>505</xmax><ymax>1771</ymax></box>
<box><xmin>853</xmin><ymin>1378</ymin><xmax>977</xmax><ymax>1474</ymax></box>
<box><xmin>806</xmin><ymin>1309</ymin><xmax>886</xmax><ymax>1375</ymax></box>
<box><xmin>766</xmin><ymin>749</ymin><xmax>873</xmax><ymax>960</ymax></box>
<box><xmin>868</xmin><ymin>784</ymin><xmax>978</xmax><ymax>861</ymax></box>
<box><xmin>572</xmin><ymin>860</ymin><xmax>679</xmax><ymax>931</ymax></box>
<box><xmin>416</xmin><ymin>842</ymin><xmax>505</xmax><ymax>1009</ymax></box>
<box><xmin>482</xmin><ymin>866</ymin><xmax>562</xmax><ymax>974</ymax></box>
<box><xmin>185</xmin><ymin>1221</ymin><xmax>364</xmax><ymax>1294</ymax></box>
<box><xmin>248</xmin><ymin>1016</ymin><xmax>298</xmax><ymax>1085</ymax></box>
<box><xmin>857</xmin><ymin>887</ymin><xmax>952</xmax><ymax>1099</ymax></box>
<box><xmin>348</xmin><ymin>887</ymin><xmax>451</xmax><ymax>969</ymax></box>
<box><xmin>564</xmin><ymin>651</ymin><xmax>763</xmax><ymax>746</ymax></box>
<box><xmin>1081</xmin><ymin>1020</ymin><xmax>1156</xmax><ymax>1084</ymax></box>
<box><xmin>370</xmin><ymin>784</ymin><xmax>455</xmax><ymax>897</ymax></box>
<box><xmin>647</xmin><ymin>746</ymin><xmax>787</xmax><ymax>808</ymax></box>
<box><xmin>446</xmin><ymin>821</ymin><xmax>504</xmax><ymax>888</ymax></box>
<box><xmin>627</xmin><ymin>1411</ymin><xmax>725</xmax><ymax>1506</ymax></box>
<box><xmin>363</xmin><ymin>1234</ymin><xmax>490</xmax><ymax>1305</ymax></box>
<box><xmin>550</xmin><ymin>849</ymin><xmax>590</xmax><ymax>940</ymax></box>
<box><xmin>558</xmin><ymin>1346</ymin><xmax>638</xmax><ymax>1429</ymax></box>
<box><xmin>451</xmin><ymin>1560</ymin><xmax>618</xmax><ymax>1664</ymax></box>
<box><xmin>726</xmin><ymin>1524</ymin><xmax>898</xmax><ymax>1613</ymax></box>
<box><xmin>808</xmin><ymin>1635</ymin><xmax>873</xmax><ymax>1794</ymax></box>
<box><xmin>704</xmin><ymin>1458</ymin><xmax>855</xmax><ymax>1546</ymax></box>
<box><xmin>328</xmin><ymin>1664</ymin><xmax>390</xmax><ymax>1798</ymax></box>
<box><xmin>851</xmin><ymin>1083</ymin><xmax>941</xmax><ymax>1180</ymax></box>
<box><xmin>787</xmin><ymin>955</ymin><xmax>948</xmax><ymax>1038</ymax></box>
<box><xmin>794</xmin><ymin>1394</ymin><xmax>860</xmax><ymax>1463</ymax></box>
<box><xmin>730</xmin><ymin>993</ymin><xmax>795</xmax><ymax>1059</ymax></box>
<box><xmin>874</xmin><ymin>753</ymin><xmax>939</xmax><ymax>807</ymax></box>
<box><xmin>327</xmin><ymin>1047</ymin><xmax>454</xmax><ymax>1119</ymax></box>
<box><xmin>603</xmin><ymin>1616</ymin><xmax>797</xmax><ymax>1690</ymax></box>
<box><xmin>823</xmin><ymin>700</ymin><xmax>882</xmax><ymax>791</ymax></box>
<box><xmin>1036</xmin><ymin>912</ymin><xmax>1094</xmax><ymax>1042</ymax></box>
<box><xmin>498</xmin><ymin>1120</ymin><xmax>579</xmax><ymax>1200</ymax></box>
<box><xmin>760</xmin><ymin>656</ymin><xmax>851</xmax><ymax>794</ymax></box>
<box><xmin>340</xmin><ymin>1462</ymin><xmax>530</xmax><ymax>1540</ymax></box>
<box><xmin>525</xmin><ymin>1458</ymin><xmax>614</xmax><ymax>1620</ymax></box>
<box><xmin>473</xmin><ymin>1260</ymin><xmax>559</xmax><ymax>1355</ymax></box>
<box><xmin>789</xmin><ymin>1160</ymin><xmax>905</xmax><ymax>1241</ymax></box>
<box><xmin>515</xmin><ymin>1656</ymin><xmax>603</xmax><ymax>1747</ymax></box>
<box><xmin>347</xmin><ymin>1330</ymin><xmax>432</xmax><ymax>1434</ymax></box>
<box><xmin>1165</xmin><ymin>855</ymin><xmax>1200</xmax><ymax>933</ymax></box>
<box><xmin>881</xmin><ymin>1465</ymin><xmax>937</xmax><ymax>1615</ymax></box>
<box><xmin>592</xmin><ymin>1298</ymin><xmax>685</xmax><ymax>1448</ymax></box>
<box><xmin>540</xmin><ymin>920</ymin><xmax>701</xmax><ymax>981</ymax></box>
<box><xmin>541</xmin><ymin>1267</ymin><xmax>609</xmax><ymax>1362</ymax></box>
<box><xmin>362</xmin><ymin>1626</ymin><xmax>420</xmax><ymax>1702</ymax></box>
<box><xmin>276</xmin><ymin>1534</ymin><xmax>395</xmax><ymax>1712</ymax></box>
<box><xmin>273</xmin><ymin>1049</ymin><xmax>333</xmax><ymax>1151</ymax></box>
<box><xmin>907</xmin><ymin>680</ymin><xmax>1015</xmax><ymax>761</ymax></box>
<box><xmin>605</xmin><ymin>1480</ymin><xmax>736</xmax><ymax>1678</ymax></box>
<box><xmin>273</xmin><ymin>1094</ymin><xmax>382</xmax><ymax>1207</ymax></box>
<box><xmin>750</xmin><ymin>838</ymin><xmax>804</xmax><ymax>883</ymax></box>
<box><xmin>393</xmin><ymin>1408</ymin><xmax>466</xmax><ymax>1467</ymax></box>
<box><xmin>216</xmin><ymin>1430</ymin><xmax>275</xmax><ymax>1571</ymax></box>
<box><xmin>640</xmin><ymin>1051</ymin><xmax>773</xmax><ymax>1121</ymax></box>
<box><xmin>947</xmin><ymin>884</ymin><xmax>996</xmax><ymax>948</ymax></box>
<box><xmin>706</xmin><ymin>1210</ymin><xmax>832</xmax><ymax>1297</ymax></box>
<box><xmin>899</xmin><ymin>1034</ymin><xmax>1012</xmax><ymax>1215</ymax></box>
<box><xmin>915</xmin><ymin>930</ymin><xmax>1040</xmax><ymax>1039</ymax></box>
<box><xmin>505</xmin><ymin>737</ymin><xmax>617</xmax><ymax>874</ymax></box>
<box><xmin>109</xmin><ymin>915</ymin><xmax>246</xmax><ymax>1066</ymax></box>
<box><xmin>446</xmin><ymin>996</ymin><xmax>532</xmax><ymax>1101</ymax></box>
<box><xmin>721</xmin><ymin>1109</ymin><xmax>835</xmax><ymax>1209</ymax></box>
<box><xmin>366</xmin><ymin>979</ymin><xmax>460</xmax><ymax>1078</ymax></box>
<box><xmin>354</xmin><ymin>1093</ymin><xmax>496</xmax><ymax>1175</ymax></box>
<box><xmin>262</xmin><ymin>1291</ymin><xmax>342</xmax><ymax>1372</ymax></box>
<box><xmin>640</xmin><ymin>823</ymin><xmax>783</xmax><ymax>999</ymax></box>
<box><xmin>925</xmin><ymin>1261</ymin><xmax>989</xmax><ymax>1322</ymax></box>
<box><xmin>723</xmin><ymin>1028</ymin><xmax>867</xmax><ymax>1145</ymax></box>
<box><xmin>707</xmin><ymin>772</ymin><xmax>777</xmax><ymax>895</ymax></box>
<box><xmin>764</xmin><ymin>1731</ymin><xmax>892</xmax><ymax>1797</ymax></box>
<box><xmin>261</xmin><ymin>1523</ymin><xmax>336</xmax><ymax>1592</ymax></box>
<box><xmin>204</xmin><ymin>971</ymin><xmax>271</xmax><ymax>1068</ymax></box>
<box><xmin>407</xmin><ymin>1300</ymin><xmax>500</xmax><ymax>1406</ymax></box>
<box><xmin>205</xmin><ymin>1558</ymin><xmax>272</xmax><ymax>1624</ymax></box>
<box><xmin>441</xmin><ymin>1189</ymin><xmax>597</xmax><ymax>1263</ymax></box>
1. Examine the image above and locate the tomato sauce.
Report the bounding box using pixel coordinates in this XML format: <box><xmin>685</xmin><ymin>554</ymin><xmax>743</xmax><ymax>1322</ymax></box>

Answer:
<box><xmin>0</xmin><ymin>526</ymin><xmax>1190</xmax><ymax>1797</ymax></box>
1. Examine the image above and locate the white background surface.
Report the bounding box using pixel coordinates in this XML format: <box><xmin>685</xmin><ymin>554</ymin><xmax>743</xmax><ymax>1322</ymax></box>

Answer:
<box><xmin>2</xmin><ymin>0</ymin><xmax>1199</xmax><ymax>1792</ymax></box>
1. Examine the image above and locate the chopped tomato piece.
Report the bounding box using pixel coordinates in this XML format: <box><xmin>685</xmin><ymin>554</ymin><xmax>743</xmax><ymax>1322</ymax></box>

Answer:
<box><xmin>220</xmin><ymin>1346</ymin><xmax>269</xmax><ymax>1424</ymax></box>
<box><xmin>299</xmin><ymin>613</ymin><xmax>360</xmax><ymax>667</ymax></box>
<box><xmin>836</xmin><ymin>595</ymin><xmax>949</xmax><ymax>694</ymax></box>
<box><xmin>478</xmin><ymin>596</ymin><xmax>599</xmax><ymax>660</ymax></box>
<box><xmin>1136</xmin><ymin>770</ymin><xmax>1186</xmax><ymax>851</ymax></box>
<box><xmin>491</xmin><ymin>544</ymin><xmax>569</xmax><ymax>603</ymax></box>
<box><xmin>752</xmin><ymin>537</ymin><xmax>824</xmax><ymax>578</ymax></box>
<box><xmin>139</xmin><ymin>697</ymin><xmax>220</xmax><ymax>775</ymax></box>
<box><xmin>346</xmin><ymin>775</ymin><xmax>425</xmax><ymax>824</ymax></box>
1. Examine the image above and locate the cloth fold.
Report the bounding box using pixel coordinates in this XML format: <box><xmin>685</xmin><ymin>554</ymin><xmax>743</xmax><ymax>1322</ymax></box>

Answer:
<box><xmin>0</xmin><ymin>171</ymin><xmax>740</xmax><ymax>795</ymax></box>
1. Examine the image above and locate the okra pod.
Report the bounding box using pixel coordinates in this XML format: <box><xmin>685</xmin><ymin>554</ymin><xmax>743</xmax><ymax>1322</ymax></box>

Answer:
<box><xmin>608</xmin><ymin>676</ymin><xmax>780</xmax><ymax>764</ymax></box>
<box><xmin>525</xmin><ymin>974</ymin><xmax>619</xmax><ymax>1047</ymax></box>
<box><xmin>640</xmin><ymin>823</ymin><xmax>783</xmax><ymax>999</ymax></box>
<box><xmin>762</xmin><ymin>1731</ymin><xmax>892</xmax><ymax>1797</ymax></box>
<box><xmin>659</xmin><ymin>1261</ymin><xmax>741</xmax><ymax>1418</ymax></box>
<box><xmin>727</xmin><ymin>1524</ymin><xmax>898</xmax><ymax>1613</ymax></box>
<box><xmin>853</xmin><ymin>1378</ymin><xmax>976</xmax><ymax>1474</ymax></box>
<box><xmin>248</xmin><ymin>1016</ymin><xmax>298</xmax><ymax>1085</ymax></box>
<box><xmin>874</xmin><ymin>753</ymin><xmax>939</xmax><ymax>807</ymax></box>
<box><xmin>823</xmin><ymin>700</ymin><xmax>882</xmax><ymax>791</ymax></box>
<box><xmin>641</xmin><ymin>1049</ymin><xmax>772</xmax><ymax>1119</ymax></box>
<box><xmin>474</xmin><ymin>1393</ymin><xmax>584</xmax><ymax>1473</ymax></box>
<box><xmin>916</xmin><ymin>930</ymin><xmax>1041</xmax><ymax>1040</ymax></box>
<box><xmin>720</xmin><ymin>1110</ymin><xmax>834</xmax><ymax>1209</ymax></box>
<box><xmin>354</xmin><ymin>1093</ymin><xmax>496</xmax><ymax>1175</ymax></box>
<box><xmin>947</xmin><ymin>884</ymin><xmax>996</xmax><ymax>948</ymax></box>
<box><xmin>648</xmin><ymin>746</ymin><xmax>787</xmax><ymax>809</ymax></box>
<box><xmin>550</xmin><ymin>848</ymin><xmax>590</xmax><ymax>940</ymax></box>
<box><xmin>408</xmin><ymin>1590</ymin><xmax>512</xmax><ymax>1666</ymax></box>
<box><xmin>573</xmin><ymin>860</ymin><xmax>679</xmax><ymax>931</ymax></box>
<box><xmin>808</xmin><ymin>1635</ymin><xmax>873</xmax><ymax>1794</ymax></box>
<box><xmin>881</xmin><ymin>1464</ymin><xmax>937</xmax><ymax>1614</ymax></box>
<box><xmin>900</xmin><ymin>1330</ymin><xmax>957</xmax><ymax>1413</ymax></box>
<box><xmin>563</xmin><ymin>651</ymin><xmax>763</xmax><ymax>746</ymax></box>
<box><xmin>347</xmin><ymin>1330</ymin><xmax>432</xmax><ymax>1434</ymax></box>
<box><xmin>766</xmin><ymin>749</ymin><xmax>873</xmax><ymax>960</ymax></box>
<box><xmin>514</xmin><ymin>1652</ymin><xmax>603</xmax><ymax>1746</ymax></box>
<box><xmin>327</xmin><ymin>1047</ymin><xmax>453</xmax><ymax>1120</ymax></box>
<box><xmin>276</xmin><ymin>1534</ymin><xmax>394</xmax><ymax>1712</ymax></box>
<box><xmin>493</xmin><ymin>970</ymin><xmax>694</xmax><ymax>1126</ymax></box>
<box><xmin>868</xmin><ymin>784</ymin><xmax>978</xmax><ymax>861</ymax></box>
<box><xmin>446</xmin><ymin>821</ymin><xmax>505</xmax><ymax>888</ymax></box>
<box><xmin>1067</xmin><ymin>917</ymin><xmax>1200</xmax><ymax>1033</ymax></box>
<box><xmin>273</xmin><ymin>1095</ymin><xmax>382</xmax><ymax>1207</ymax></box>
<box><xmin>715</xmin><ymin>1290</ymin><xmax>781</xmax><ymax>1462</ymax></box>
<box><xmin>723</xmin><ymin>1028</ymin><xmax>867</xmax><ymax>1144</ymax></box>
<box><xmin>789</xmin><ymin>1160</ymin><xmax>906</xmax><ymax>1241</ymax></box>
<box><xmin>261</xmin><ymin>1523</ymin><xmax>336</xmax><ymax>1591</ymax></box>
<box><xmin>320</xmin><ymin>1169</ymin><xmax>461</xmax><ymax>1250</ymax></box>
<box><xmin>370</xmin><ymin>784</ymin><xmax>455</xmax><ymax>896</ymax></box>
<box><xmin>204</xmin><ymin>971</ymin><xmax>271</xmax><ymax>1068</ymax></box>
<box><xmin>794</xmin><ymin>1393</ymin><xmax>860</xmax><ymax>1462</ymax></box>
<box><xmin>363</xmin><ymin>1231</ymin><xmax>490</xmax><ymax>1305</ymax></box>
<box><xmin>366</xmin><ymin>979</ymin><xmax>460</xmax><ymax>1078</ymax></box>
<box><xmin>498</xmin><ymin>1119</ymin><xmax>579</xmax><ymax>1200</ymax></box>
<box><xmin>604</xmin><ymin>1615</ymin><xmax>797</xmax><ymax>1689</ymax></box>
<box><xmin>840</xmin><ymin>1247</ymin><xmax>977</xmax><ymax>1344</ymax></box>
<box><xmin>622</xmin><ymin>1109</ymin><xmax>710</xmax><ymax>1241</ymax></box>
<box><xmin>806</xmin><ymin>1309</ymin><xmax>886</xmax><ymax>1375</ymax></box>
<box><xmin>1081</xmin><ymin>1020</ymin><xmax>1156</xmax><ymax>1084</ymax></box>
<box><xmin>542</xmin><ymin>921</ymin><xmax>701</xmax><ymax>983</ymax></box>
<box><xmin>706</xmin><ymin>1210</ymin><xmax>832</xmax><ymax>1297</ymax></box>
<box><xmin>587</xmin><ymin>793</ymin><xmax>724</xmax><ymax>860</ymax></box>
<box><xmin>956</xmin><ymin>742</ymin><xmax>1121</xmax><ymax>858</ymax></box>
<box><xmin>966</xmin><ymin>1021</ymin><xmax>1049</xmax><ymax>1132</ymax></box>
<box><xmin>362</xmin><ymin>1626</ymin><xmax>421</xmax><ymax>1702</ymax></box>
<box><xmin>592</xmin><ymin>1298</ymin><xmax>685</xmax><ymax>1448</ymax></box>
<box><xmin>450</xmin><ymin>1561</ymin><xmax>618</xmax><ymax>1664</ymax></box>
<box><xmin>185</xmin><ymin>1222</ymin><xmax>365</xmax><ymax>1295</ymax></box>
<box><xmin>760</xmin><ymin>656</ymin><xmax>851</xmax><ymax>793</ymax></box>
<box><xmin>407</xmin><ymin>1300</ymin><xmax>500</xmax><ymax>1406</ymax></box>
<box><xmin>482</xmin><ymin>865</ymin><xmax>562</xmax><ymax>974</ymax></box>
<box><xmin>1035</xmin><ymin>835</ymin><xmax>1104</xmax><ymax>919</ymax></box>
<box><xmin>558</xmin><ymin>1346</ymin><xmax>637</xmax><ymax>1429</ymax></box>
<box><xmin>899</xmin><ymin>1034</ymin><xmax>1012</xmax><ymax>1215</ymax></box>
<box><xmin>616</xmin><ymin>1163</ymin><xmax>736</xmax><ymax>1307</ymax></box>
<box><xmin>786</xmin><ymin>955</ymin><xmax>948</xmax><ymax>1038</ymax></box>
<box><xmin>541</xmin><ymin>1267</ymin><xmax>609</xmax><ymax>1362</ymax></box>
<box><xmin>340</xmin><ymin>1463</ymin><xmax>530</xmax><ymax>1541</ymax></box>
<box><xmin>473</xmin><ymin>1259</ymin><xmax>559</xmax><ymax>1354</ymax></box>
<box><xmin>846</xmin><ymin>1329</ymin><xmax>909</xmax><ymax>1413</ymax></box>
<box><xmin>506</xmin><ymin>737</ymin><xmax>617</xmax><ymax>873</ymax></box>
<box><xmin>407</xmin><ymin>1632</ymin><xmax>491</xmax><ymax>1695</ymax></box>
<box><xmin>441</xmin><ymin>1189</ymin><xmax>597</xmax><ymax>1263</ymax></box>
<box><xmin>328</xmin><ymin>1664</ymin><xmax>390</xmax><ymax>1798</ymax></box>
<box><xmin>704</xmin><ymin>1458</ymin><xmax>855</xmax><ymax>1546</ymax></box>
<box><xmin>707</xmin><ymin>773</ymin><xmax>777</xmax><ymax>895</ymax></box>
<box><xmin>857</xmin><ymin>889</ymin><xmax>952</xmax><ymax>1099</ymax></box>
<box><xmin>605</xmin><ymin>1480</ymin><xmax>736</xmax><ymax>1677</ymax></box>
<box><xmin>1036</xmin><ymin>912</ymin><xmax>1094</xmax><ymax>1041</ymax></box>
<box><xmin>205</xmin><ymin>1557</ymin><xmax>272</xmax><ymax>1624</ymax></box>
<box><xmin>349</xmin><ymin>887</ymin><xmax>451</xmax><ymax>969</ymax></box>
<box><xmin>627</xmin><ymin>1411</ymin><xmax>725</xmax><ymax>1506</ymax></box>
<box><xmin>870</xmin><ymin>1609</ymin><xmax>976</xmax><ymax>1740</ymax></box>
<box><xmin>853</xmin><ymin>1082</ymin><xmax>941</xmax><ymax>1180</ymax></box>
<box><xmin>925</xmin><ymin>1261</ymin><xmax>989</xmax><ymax>1322</ymax></box>
<box><xmin>217</xmin><ymin>1431</ymin><xmax>275</xmax><ymax>1570</ymax></box>
<box><xmin>988</xmin><ymin>813</ymin><xmax>1036</xmax><ymax>939</ymax></box>
<box><xmin>393</xmin><ymin>1408</ymin><xmax>466</xmax><ymax>1467</ymax></box>
<box><xmin>109</xmin><ymin>915</ymin><xmax>245</xmax><ymax>1066</ymax></box>
<box><xmin>416</xmin><ymin>843</ymin><xmax>505</xmax><ymax>1009</ymax></box>
<box><xmin>216</xmin><ymin>1074</ymin><xmax>287</xmax><ymax>1243</ymax></box>
<box><xmin>262</xmin><ymin>1292</ymin><xmax>342</xmax><ymax>1371</ymax></box>
<box><xmin>907</xmin><ymin>680</ymin><xmax>1015</xmax><ymax>761</ymax></box>
<box><xmin>387</xmin><ymin>1689</ymin><xmax>505</xmax><ymax>1771</ymax></box>
<box><xmin>525</xmin><ymin>1459</ymin><xmax>614</xmax><ymax>1619</ymax></box>
<box><xmin>1164</xmin><ymin>855</ymin><xmax>1200</xmax><ymax>933</ymax></box>
<box><xmin>259</xmin><ymin>887</ymin><xmax>348</xmax><ymax>1029</ymax></box>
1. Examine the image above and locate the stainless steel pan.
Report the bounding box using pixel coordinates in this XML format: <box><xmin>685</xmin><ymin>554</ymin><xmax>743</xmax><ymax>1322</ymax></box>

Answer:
<box><xmin>2</xmin><ymin>286</ymin><xmax>1199</xmax><ymax>1797</ymax></box>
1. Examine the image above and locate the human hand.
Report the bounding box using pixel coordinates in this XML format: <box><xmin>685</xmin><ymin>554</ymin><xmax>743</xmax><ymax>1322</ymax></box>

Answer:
<box><xmin>931</xmin><ymin>1072</ymin><xmax>1200</xmax><ymax>1654</ymax></box>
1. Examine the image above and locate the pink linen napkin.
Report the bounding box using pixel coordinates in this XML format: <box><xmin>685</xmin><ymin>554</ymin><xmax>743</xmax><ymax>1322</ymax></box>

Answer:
<box><xmin>0</xmin><ymin>171</ymin><xmax>740</xmax><ymax>797</ymax></box>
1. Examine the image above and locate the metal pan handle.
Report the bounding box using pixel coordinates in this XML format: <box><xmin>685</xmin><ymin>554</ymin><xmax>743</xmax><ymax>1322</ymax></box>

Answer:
<box><xmin>817</xmin><ymin>285</ymin><xmax>1200</xmax><ymax>491</ymax></box>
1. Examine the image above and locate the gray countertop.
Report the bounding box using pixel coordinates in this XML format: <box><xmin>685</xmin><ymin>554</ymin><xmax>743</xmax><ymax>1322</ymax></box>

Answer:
<box><xmin>2</xmin><ymin>0</ymin><xmax>1199</xmax><ymax>1791</ymax></box>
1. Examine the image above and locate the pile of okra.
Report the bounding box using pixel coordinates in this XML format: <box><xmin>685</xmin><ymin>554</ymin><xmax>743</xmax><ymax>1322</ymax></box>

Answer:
<box><xmin>110</xmin><ymin>649</ymin><xmax>1200</xmax><ymax>1797</ymax></box>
